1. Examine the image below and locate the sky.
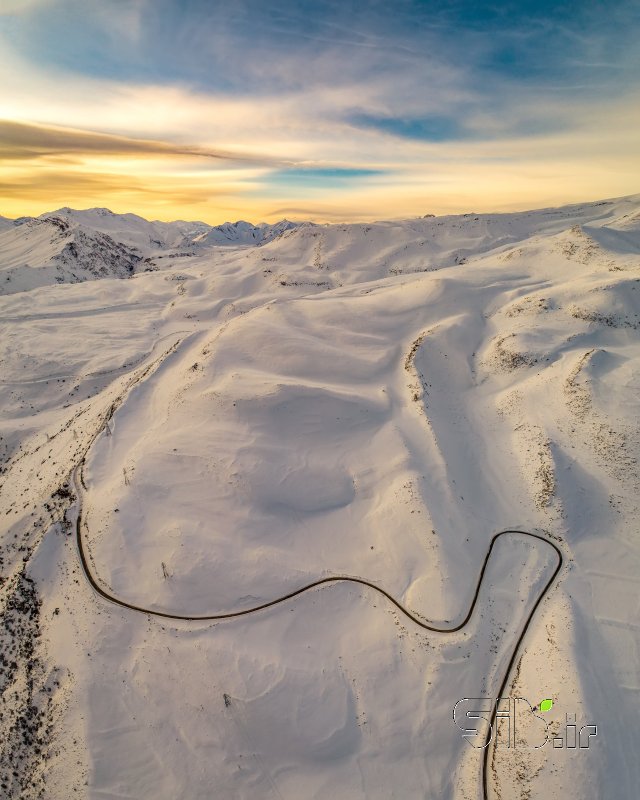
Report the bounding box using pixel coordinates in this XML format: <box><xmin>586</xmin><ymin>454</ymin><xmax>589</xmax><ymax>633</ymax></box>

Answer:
<box><xmin>1</xmin><ymin>0</ymin><xmax>639</xmax><ymax>224</ymax></box>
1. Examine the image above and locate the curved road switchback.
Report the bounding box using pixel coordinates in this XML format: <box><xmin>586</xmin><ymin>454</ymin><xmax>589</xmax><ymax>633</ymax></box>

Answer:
<box><xmin>69</xmin><ymin>334</ymin><xmax>564</xmax><ymax>800</ymax></box>
<box><xmin>73</xmin><ymin>454</ymin><xmax>562</xmax><ymax>800</ymax></box>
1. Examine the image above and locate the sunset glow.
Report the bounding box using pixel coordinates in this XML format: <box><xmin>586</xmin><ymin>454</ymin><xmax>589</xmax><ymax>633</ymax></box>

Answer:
<box><xmin>1</xmin><ymin>1</ymin><xmax>639</xmax><ymax>223</ymax></box>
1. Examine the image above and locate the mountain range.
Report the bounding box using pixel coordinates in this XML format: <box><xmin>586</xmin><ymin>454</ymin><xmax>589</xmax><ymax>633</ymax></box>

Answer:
<box><xmin>1</xmin><ymin>198</ymin><xmax>639</xmax><ymax>296</ymax></box>
<box><xmin>0</xmin><ymin>208</ymin><xmax>307</xmax><ymax>295</ymax></box>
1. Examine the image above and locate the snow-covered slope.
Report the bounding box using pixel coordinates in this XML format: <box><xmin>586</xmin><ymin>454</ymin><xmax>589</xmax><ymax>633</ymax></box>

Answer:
<box><xmin>0</xmin><ymin>194</ymin><xmax>639</xmax><ymax>800</ymax></box>
<box><xmin>0</xmin><ymin>216</ymin><xmax>141</xmax><ymax>295</ymax></box>
<box><xmin>0</xmin><ymin>214</ymin><xmax>15</xmax><ymax>233</ymax></box>
<box><xmin>248</xmin><ymin>194</ymin><xmax>640</xmax><ymax>285</ymax></box>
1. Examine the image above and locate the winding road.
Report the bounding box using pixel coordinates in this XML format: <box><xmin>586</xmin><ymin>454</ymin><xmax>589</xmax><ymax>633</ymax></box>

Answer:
<box><xmin>69</xmin><ymin>335</ymin><xmax>564</xmax><ymax>800</ymax></box>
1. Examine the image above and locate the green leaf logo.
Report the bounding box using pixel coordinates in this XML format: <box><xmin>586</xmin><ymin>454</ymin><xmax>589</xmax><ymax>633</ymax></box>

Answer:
<box><xmin>540</xmin><ymin>699</ymin><xmax>553</xmax><ymax>712</ymax></box>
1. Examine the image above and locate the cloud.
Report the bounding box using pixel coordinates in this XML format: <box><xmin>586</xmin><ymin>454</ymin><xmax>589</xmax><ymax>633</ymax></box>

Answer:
<box><xmin>0</xmin><ymin>0</ymin><xmax>54</xmax><ymax>15</ymax></box>
<box><xmin>0</xmin><ymin>119</ymin><xmax>286</xmax><ymax>165</ymax></box>
<box><xmin>7</xmin><ymin>0</ymin><xmax>637</xmax><ymax>106</ymax></box>
<box><xmin>0</xmin><ymin>159</ymin><xmax>257</xmax><ymax>223</ymax></box>
<box><xmin>0</xmin><ymin>169</ymin><xmax>233</xmax><ymax>200</ymax></box>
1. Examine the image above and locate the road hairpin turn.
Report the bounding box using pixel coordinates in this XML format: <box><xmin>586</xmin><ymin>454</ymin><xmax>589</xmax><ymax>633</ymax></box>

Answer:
<box><xmin>71</xmin><ymin>335</ymin><xmax>564</xmax><ymax>800</ymax></box>
<box><xmin>73</xmin><ymin>451</ymin><xmax>562</xmax><ymax>799</ymax></box>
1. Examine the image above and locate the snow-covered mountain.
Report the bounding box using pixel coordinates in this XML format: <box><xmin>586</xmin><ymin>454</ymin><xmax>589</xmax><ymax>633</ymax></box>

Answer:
<box><xmin>40</xmin><ymin>207</ymin><xmax>211</xmax><ymax>251</ymax></box>
<box><xmin>0</xmin><ymin>208</ymin><xmax>309</xmax><ymax>295</ymax></box>
<box><xmin>39</xmin><ymin>207</ymin><xmax>305</xmax><ymax>250</ymax></box>
<box><xmin>0</xmin><ymin>193</ymin><xmax>639</xmax><ymax>799</ymax></box>
<box><xmin>0</xmin><ymin>216</ymin><xmax>142</xmax><ymax>295</ymax></box>
<box><xmin>191</xmin><ymin>218</ymin><xmax>305</xmax><ymax>246</ymax></box>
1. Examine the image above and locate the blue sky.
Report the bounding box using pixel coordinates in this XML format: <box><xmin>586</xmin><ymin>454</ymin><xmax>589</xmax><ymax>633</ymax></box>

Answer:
<box><xmin>1</xmin><ymin>0</ymin><xmax>639</xmax><ymax>221</ymax></box>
